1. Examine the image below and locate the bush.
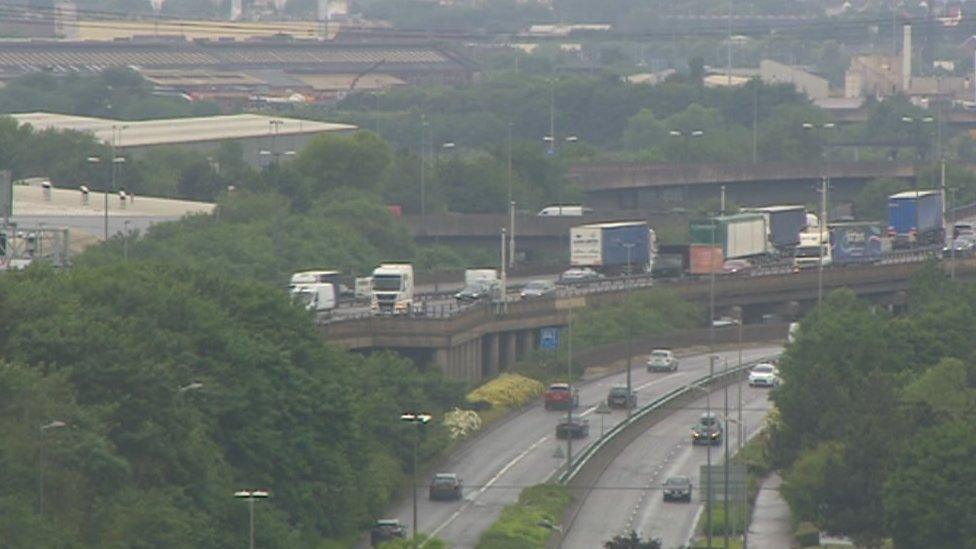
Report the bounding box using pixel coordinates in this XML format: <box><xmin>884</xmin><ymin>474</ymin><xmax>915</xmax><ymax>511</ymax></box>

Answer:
<box><xmin>477</xmin><ymin>485</ymin><xmax>572</xmax><ymax>549</ymax></box>
<box><xmin>795</xmin><ymin>521</ymin><xmax>820</xmax><ymax>547</ymax></box>
<box><xmin>466</xmin><ymin>373</ymin><xmax>545</xmax><ymax>409</ymax></box>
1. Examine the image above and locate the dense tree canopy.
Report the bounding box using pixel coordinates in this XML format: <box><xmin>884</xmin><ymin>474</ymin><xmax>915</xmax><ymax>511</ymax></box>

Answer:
<box><xmin>0</xmin><ymin>262</ymin><xmax>463</xmax><ymax>546</ymax></box>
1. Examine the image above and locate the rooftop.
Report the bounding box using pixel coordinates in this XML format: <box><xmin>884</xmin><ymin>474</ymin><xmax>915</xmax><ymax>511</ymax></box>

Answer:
<box><xmin>10</xmin><ymin>112</ymin><xmax>356</xmax><ymax>148</ymax></box>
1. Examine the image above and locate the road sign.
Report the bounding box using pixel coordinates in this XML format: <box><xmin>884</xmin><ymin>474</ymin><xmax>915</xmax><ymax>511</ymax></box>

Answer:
<box><xmin>699</xmin><ymin>464</ymin><xmax>747</xmax><ymax>502</ymax></box>
<box><xmin>539</xmin><ymin>327</ymin><xmax>560</xmax><ymax>350</ymax></box>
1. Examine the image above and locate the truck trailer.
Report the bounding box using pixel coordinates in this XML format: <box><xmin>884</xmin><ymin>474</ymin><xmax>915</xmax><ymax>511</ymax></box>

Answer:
<box><xmin>743</xmin><ymin>205</ymin><xmax>807</xmax><ymax>252</ymax></box>
<box><xmin>690</xmin><ymin>213</ymin><xmax>769</xmax><ymax>260</ymax></box>
<box><xmin>570</xmin><ymin>221</ymin><xmax>656</xmax><ymax>275</ymax></box>
<box><xmin>887</xmin><ymin>190</ymin><xmax>944</xmax><ymax>249</ymax></box>
<box><xmin>831</xmin><ymin>222</ymin><xmax>890</xmax><ymax>265</ymax></box>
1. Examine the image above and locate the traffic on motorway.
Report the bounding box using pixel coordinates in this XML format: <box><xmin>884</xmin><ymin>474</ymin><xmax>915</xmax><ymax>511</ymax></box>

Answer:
<box><xmin>372</xmin><ymin>346</ymin><xmax>781</xmax><ymax>547</ymax></box>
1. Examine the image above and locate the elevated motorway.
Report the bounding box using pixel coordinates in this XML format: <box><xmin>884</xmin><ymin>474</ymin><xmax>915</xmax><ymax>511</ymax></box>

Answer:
<box><xmin>322</xmin><ymin>257</ymin><xmax>976</xmax><ymax>381</ymax></box>
<box><xmin>570</xmin><ymin>161</ymin><xmax>915</xmax><ymax>211</ymax></box>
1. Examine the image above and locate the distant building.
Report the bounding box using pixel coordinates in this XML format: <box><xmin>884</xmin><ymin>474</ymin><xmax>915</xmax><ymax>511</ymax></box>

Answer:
<box><xmin>9</xmin><ymin>112</ymin><xmax>356</xmax><ymax>167</ymax></box>
<box><xmin>760</xmin><ymin>59</ymin><xmax>829</xmax><ymax>101</ymax></box>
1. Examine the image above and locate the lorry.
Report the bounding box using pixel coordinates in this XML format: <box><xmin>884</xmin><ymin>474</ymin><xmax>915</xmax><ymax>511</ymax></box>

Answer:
<box><xmin>688</xmin><ymin>244</ymin><xmax>724</xmax><ymax>275</ymax></box>
<box><xmin>289</xmin><ymin>270</ymin><xmax>341</xmax><ymax>289</ymax></box>
<box><xmin>887</xmin><ymin>190</ymin><xmax>944</xmax><ymax>249</ymax></box>
<box><xmin>455</xmin><ymin>269</ymin><xmax>501</xmax><ymax>303</ymax></box>
<box><xmin>742</xmin><ymin>205</ymin><xmax>807</xmax><ymax>252</ymax></box>
<box><xmin>570</xmin><ymin>221</ymin><xmax>656</xmax><ymax>275</ymax></box>
<box><xmin>830</xmin><ymin>222</ymin><xmax>890</xmax><ymax>265</ymax></box>
<box><xmin>290</xmin><ymin>283</ymin><xmax>337</xmax><ymax>318</ymax></box>
<box><xmin>793</xmin><ymin>230</ymin><xmax>831</xmax><ymax>270</ymax></box>
<box><xmin>370</xmin><ymin>263</ymin><xmax>416</xmax><ymax>315</ymax></box>
<box><xmin>690</xmin><ymin>213</ymin><xmax>769</xmax><ymax>260</ymax></box>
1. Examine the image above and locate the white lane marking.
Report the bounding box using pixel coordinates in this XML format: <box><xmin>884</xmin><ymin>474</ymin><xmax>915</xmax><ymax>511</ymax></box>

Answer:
<box><xmin>684</xmin><ymin>503</ymin><xmax>706</xmax><ymax>546</ymax></box>
<box><xmin>426</xmin><ymin>435</ymin><xmax>549</xmax><ymax>539</ymax></box>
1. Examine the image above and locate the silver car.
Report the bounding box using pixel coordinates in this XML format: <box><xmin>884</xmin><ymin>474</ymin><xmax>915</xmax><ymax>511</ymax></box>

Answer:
<box><xmin>520</xmin><ymin>279</ymin><xmax>556</xmax><ymax>298</ymax></box>
<box><xmin>647</xmin><ymin>349</ymin><xmax>678</xmax><ymax>372</ymax></box>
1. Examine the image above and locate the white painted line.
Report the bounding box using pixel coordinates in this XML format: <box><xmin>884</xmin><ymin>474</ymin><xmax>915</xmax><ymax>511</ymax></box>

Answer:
<box><xmin>685</xmin><ymin>503</ymin><xmax>706</xmax><ymax>547</ymax></box>
<box><xmin>426</xmin><ymin>435</ymin><xmax>549</xmax><ymax>539</ymax></box>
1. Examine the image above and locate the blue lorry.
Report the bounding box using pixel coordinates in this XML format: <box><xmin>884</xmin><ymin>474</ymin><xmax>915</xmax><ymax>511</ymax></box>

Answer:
<box><xmin>570</xmin><ymin>221</ymin><xmax>655</xmax><ymax>275</ymax></box>
<box><xmin>830</xmin><ymin>222</ymin><xmax>890</xmax><ymax>265</ymax></box>
<box><xmin>887</xmin><ymin>190</ymin><xmax>944</xmax><ymax>249</ymax></box>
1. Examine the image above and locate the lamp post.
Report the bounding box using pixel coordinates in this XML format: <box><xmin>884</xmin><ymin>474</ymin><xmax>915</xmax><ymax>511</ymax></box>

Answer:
<box><xmin>420</xmin><ymin>114</ymin><xmax>428</xmax><ymax>224</ymax></box>
<box><xmin>400</xmin><ymin>412</ymin><xmax>432</xmax><ymax>540</ymax></box>
<box><xmin>507</xmin><ymin>122</ymin><xmax>516</xmax><ymax>269</ymax></box>
<box><xmin>668</xmin><ymin>129</ymin><xmax>704</xmax><ymax>163</ymax></box>
<box><xmin>802</xmin><ymin>122</ymin><xmax>836</xmax><ymax>306</ymax></box>
<box><xmin>620</xmin><ymin>240</ymin><xmax>637</xmax><ymax>417</ymax></box>
<box><xmin>692</xmin><ymin>375</ymin><xmax>716</xmax><ymax>549</ymax></box>
<box><xmin>234</xmin><ymin>490</ymin><xmax>270</xmax><ymax>549</ymax></box>
<box><xmin>38</xmin><ymin>420</ymin><xmax>66</xmax><ymax>515</ymax></box>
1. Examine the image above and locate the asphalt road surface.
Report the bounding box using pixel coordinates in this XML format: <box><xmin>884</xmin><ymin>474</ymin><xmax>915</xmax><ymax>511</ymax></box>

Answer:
<box><xmin>383</xmin><ymin>346</ymin><xmax>781</xmax><ymax>548</ymax></box>
<box><xmin>561</xmin><ymin>381</ymin><xmax>776</xmax><ymax>548</ymax></box>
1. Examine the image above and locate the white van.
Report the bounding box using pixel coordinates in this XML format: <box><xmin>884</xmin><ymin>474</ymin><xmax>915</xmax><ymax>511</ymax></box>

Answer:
<box><xmin>290</xmin><ymin>283</ymin><xmax>337</xmax><ymax>319</ymax></box>
<box><xmin>537</xmin><ymin>205</ymin><xmax>592</xmax><ymax>217</ymax></box>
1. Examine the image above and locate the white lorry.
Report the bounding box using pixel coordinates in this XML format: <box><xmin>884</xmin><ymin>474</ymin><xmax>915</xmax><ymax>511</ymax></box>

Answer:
<box><xmin>793</xmin><ymin>230</ymin><xmax>832</xmax><ymax>270</ymax></box>
<box><xmin>289</xmin><ymin>270</ymin><xmax>341</xmax><ymax>289</ymax></box>
<box><xmin>371</xmin><ymin>263</ymin><xmax>417</xmax><ymax>315</ymax></box>
<box><xmin>290</xmin><ymin>283</ymin><xmax>337</xmax><ymax>318</ymax></box>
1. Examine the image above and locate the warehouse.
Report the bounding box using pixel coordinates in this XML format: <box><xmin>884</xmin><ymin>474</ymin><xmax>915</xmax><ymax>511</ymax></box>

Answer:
<box><xmin>10</xmin><ymin>112</ymin><xmax>357</xmax><ymax>167</ymax></box>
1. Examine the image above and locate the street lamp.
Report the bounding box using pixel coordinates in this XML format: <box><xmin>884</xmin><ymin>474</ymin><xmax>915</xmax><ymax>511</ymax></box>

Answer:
<box><xmin>802</xmin><ymin>122</ymin><xmax>836</xmax><ymax>307</ymax></box>
<box><xmin>38</xmin><ymin>420</ymin><xmax>67</xmax><ymax>515</ymax></box>
<box><xmin>400</xmin><ymin>412</ymin><xmax>432</xmax><ymax>540</ymax></box>
<box><xmin>619</xmin><ymin>240</ymin><xmax>637</xmax><ymax>417</ymax></box>
<box><xmin>234</xmin><ymin>489</ymin><xmax>270</xmax><ymax>549</ymax></box>
<box><xmin>691</xmin><ymin>375</ymin><xmax>716</xmax><ymax>549</ymax></box>
<box><xmin>667</xmin><ymin>129</ymin><xmax>704</xmax><ymax>163</ymax></box>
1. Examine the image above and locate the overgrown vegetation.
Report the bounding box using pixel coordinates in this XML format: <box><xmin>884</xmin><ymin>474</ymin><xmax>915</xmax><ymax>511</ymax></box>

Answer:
<box><xmin>0</xmin><ymin>262</ymin><xmax>464</xmax><ymax>546</ymax></box>
<box><xmin>770</xmin><ymin>263</ymin><xmax>976</xmax><ymax>547</ymax></box>
<box><xmin>476</xmin><ymin>484</ymin><xmax>572</xmax><ymax>549</ymax></box>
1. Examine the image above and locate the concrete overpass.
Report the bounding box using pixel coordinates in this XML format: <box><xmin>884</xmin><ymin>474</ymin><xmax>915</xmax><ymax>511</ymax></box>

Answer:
<box><xmin>570</xmin><ymin>161</ymin><xmax>916</xmax><ymax>211</ymax></box>
<box><xmin>321</xmin><ymin>257</ymin><xmax>976</xmax><ymax>382</ymax></box>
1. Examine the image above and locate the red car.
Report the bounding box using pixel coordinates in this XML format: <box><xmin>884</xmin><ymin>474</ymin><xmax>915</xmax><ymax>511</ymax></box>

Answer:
<box><xmin>544</xmin><ymin>383</ymin><xmax>579</xmax><ymax>411</ymax></box>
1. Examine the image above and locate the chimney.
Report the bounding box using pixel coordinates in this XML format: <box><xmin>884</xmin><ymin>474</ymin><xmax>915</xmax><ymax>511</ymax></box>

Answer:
<box><xmin>902</xmin><ymin>24</ymin><xmax>912</xmax><ymax>92</ymax></box>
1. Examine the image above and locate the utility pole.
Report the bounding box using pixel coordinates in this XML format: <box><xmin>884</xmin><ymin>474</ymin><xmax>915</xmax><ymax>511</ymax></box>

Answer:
<box><xmin>724</xmin><ymin>358</ymin><xmax>731</xmax><ymax>549</ymax></box>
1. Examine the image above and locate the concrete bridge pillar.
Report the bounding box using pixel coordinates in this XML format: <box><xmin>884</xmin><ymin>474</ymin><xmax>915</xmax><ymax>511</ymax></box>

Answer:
<box><xmin>501</xmin><ymin>332</ymin><xmax>517</xmax><ymax>371</ymax></box>
<box><xmin>516</xmin><ymin>329</ymin><xmax>532</xmax><ymax>358</ymax></box>
<box><xmin>483</xmin><ymin>333</ymin><xmax>499</xmax><ymax>378</ymax></box>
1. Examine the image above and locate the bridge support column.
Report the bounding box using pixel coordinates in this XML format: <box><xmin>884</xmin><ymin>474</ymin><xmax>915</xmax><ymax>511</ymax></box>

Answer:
<box><xmin>482</xmin><ymin>333</ymin><xmax>499</xmax><ymax>378</ymax></box>
<box><xmin>516</xmin><ymin>329</ymin><xmax>531</xmax><ymax>359</ymax></box>
<box><xmin>501</xmin><ymin>332</ymin><xmax>517</xmax><ymax>371</ymax></box>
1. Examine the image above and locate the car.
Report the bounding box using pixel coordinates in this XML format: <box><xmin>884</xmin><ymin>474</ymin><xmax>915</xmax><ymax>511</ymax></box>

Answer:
<box><xmin>607</xmin><ymin>385</ymin><xmax>637</xmax><ymax>409</ymax></box>
<box><xmin>544</xmin><ymin>383</ymin><xmax>579</xmax><ymax>411</ymax></box>
<box><xmin>748</xmin><ymin>363</ymin><xmax>780</xmax><ymax>388</ymax></box>
<box><xmin>559</xmin><ymin>267</ymin><xmax>604</xmax><ymax>282</ymax></box>
<box><xmin>370</xmin><ymin>519</ymin><xmax>405</xmax><ymax>545</ymax></box>
<box><xmin>662</xmin><ymin>476</ymin><xmax>693</xmax><ymax>502</ymax></box>
<box><xmin>691</xmin><ymin>412</ymin><xmax>723</xmax><ymax>445</ymax></box>
<box><xmin>556</xmin><ymin>414</ymin><xmax>590</xmax><ymax>439</ymax></box>
<box><xmin>520</xmin><ymin>279</ymin><xmax>556</xmax><ymax>299</ymax></box>
<box><xmin>454</xmin><ymin>281</ymin><xmax>501</xmax><ymax>303</ymax></box>
<box><xmin>428</xmin><ymin>473</ymin><xmax>463</xmax><ymax>501</ymax></box>
<box><xmin>647</xmin><ymin>349</ymin><xmax>678</xmax><ymax>372</ymax></box>
<box><xmin>953</xmin><ymin>222</ymin><xmax>975</xmax><ymax>239</ymax></box>
<box><xmin>722</xmin><ymin>259</ymin><xmax>752</xmax><ymax>275</ymax></box>
<box><xmin>949</xmin><ymin>235</ymin><xmax>976</xmax><ymax>258</ymax></box>
<box><xmin>711</xmin><ymin>316</ymin><xmax>740</xmax><ymax>328</ymax></box>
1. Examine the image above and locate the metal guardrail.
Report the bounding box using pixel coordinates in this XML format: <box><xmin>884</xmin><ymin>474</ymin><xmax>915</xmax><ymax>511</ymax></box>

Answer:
<box><xmin>556</xmin><ymin>356</ymin><xmax>777</xmax><ymax>485</ymax></box>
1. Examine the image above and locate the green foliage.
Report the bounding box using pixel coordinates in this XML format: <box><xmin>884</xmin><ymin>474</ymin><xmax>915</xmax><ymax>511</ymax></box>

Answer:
<box><xmin>477</xmin><ymin>484</ymin><xmax>571</xmax><ymax>549</ymax></box>
<box><xmin>0</xmin><ymin>262</ymin><xmax>463</xmax><ymax>546</ymax></box>
<box><xmin>853</xmin><ymin>178</ymin><xmax>911</xmax><ymax>220</ymax></box>
<box><xmin>605</xmin><ymin>530</ymin><xmax>663</xmax><ymax>549</ymax></box>
<box><xmin>293</xmin><ymin>131</ymin><xmax>392</xmax><ymax>196</ymax></box>
<box><xmin>379</xmin><ymin>534</ymin><xmax>449</xmax><ymax>548</ymax></box>
<box><xmin>572</xmin><ymin>289</ymin><xmax>702</xmax><ymax>349</ymax></box>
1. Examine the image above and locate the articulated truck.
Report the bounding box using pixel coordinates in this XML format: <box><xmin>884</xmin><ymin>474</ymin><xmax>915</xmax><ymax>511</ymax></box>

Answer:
<box><xmin>570</xmin><ymin>221</ymin><xmax>656</xmax><ymax>275</ymax></box>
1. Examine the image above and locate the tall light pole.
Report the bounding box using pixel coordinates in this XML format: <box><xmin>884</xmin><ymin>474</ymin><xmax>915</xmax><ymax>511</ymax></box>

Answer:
<box><xmin>501</xmin><ymin>228</ymin><xmax>508</xmax><ymax>312</ymax></box>
<box><xmin>38</xmin><ymin>420</ymin><xmax>66</xmax><ymax>515</ymax></box>
<box><xmin>620</xmin><ymin>241</ymin><xmax>637</xmax><ymax>417</ymax></box>
<box><xmin>234</xmin><ymin>490</ymin><xmax>270</xmax><ymax>549</ymax></box>
<box><xmin>548</xmin><ymin>79</ymin><xmax>556</xmax><ymax>156</ymax></box>
<box><xmin>668</xmin><ymin>129</ymin><xmax>704</xmax><ymax>163</ymax></box>
<box><xmin>693</xmin><ymin>377</ymin><xmax>715</xmax><ymax>549</ymax></box>
<box><xmin>508</xmin><ymin>123</ymin><xmax>516</xmax><ymax>269</ymax></box>
<box><xmin>420</xmin><ymin>114</ymin><xmax>428</xmax><ymax>224</ymax></box>
<box><xmin>400</xmin><ymin>412</ymin><xmax>432</xmax><ymax>540</ymax></box>
<box><xmin>802</xmin><ymin>122</ymin><xmax>836</xmax><ymax>306</ymax></box>
<box><xmin>723</xmin><ymin>357</ymin><xmax>731</xmax><ymax>549</ymax></box>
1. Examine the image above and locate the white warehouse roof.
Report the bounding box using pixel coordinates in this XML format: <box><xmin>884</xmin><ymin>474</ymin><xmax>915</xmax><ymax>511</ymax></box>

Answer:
<box><xmin>8</xmin><ymin>112</ymin><xmax>356</xmax><ymax>149</ymax></box>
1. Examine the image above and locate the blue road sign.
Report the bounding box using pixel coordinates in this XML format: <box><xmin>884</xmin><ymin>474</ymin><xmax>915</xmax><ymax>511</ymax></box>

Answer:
<box><xmin>539</xmin><ymin>327</ymin><xmax>560</xmax><ymax>350</ymax></box>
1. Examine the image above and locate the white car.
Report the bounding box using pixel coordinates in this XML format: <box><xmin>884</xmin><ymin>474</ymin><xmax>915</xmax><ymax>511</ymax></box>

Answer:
<box><xmin>559</xmin><ymin>268</ymin><xmax>603</xmax><ymax>282</ymax></box>
<box><xmin>647</xmin><ymin>349</ymin><xmax>678</xmax><ymax>372</ymax></box>
<box><xmin>748</xmin><ymin>363</ymin><xmax>780</xmax><ymax>388</ymax></box>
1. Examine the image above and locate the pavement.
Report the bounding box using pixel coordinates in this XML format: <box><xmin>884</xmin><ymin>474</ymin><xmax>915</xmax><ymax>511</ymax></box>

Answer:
<box><xmin>379</xmin><ymin>346</ymin><xmax>782</xmax><ymax>549</ymax></box>
<box><xmin>747</xmin><ymin>473</ymin><xmax>795</xmax><ymax>549</ymax></box>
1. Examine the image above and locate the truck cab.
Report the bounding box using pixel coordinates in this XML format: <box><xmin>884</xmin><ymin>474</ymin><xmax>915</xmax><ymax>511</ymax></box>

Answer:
<box><xmin>370</xmin><ymin>264</ymin><xmax>416</xmax><ymax>315</ymax></box>
<box><xmin>793</xmin><ymin>230</ymin><xmax>831</xmax><ymax>270</ymax></box>
<box><xmin>290</xmin><ymin>283</ymin><xmax>337</xmax><ymax>318</ymax></box>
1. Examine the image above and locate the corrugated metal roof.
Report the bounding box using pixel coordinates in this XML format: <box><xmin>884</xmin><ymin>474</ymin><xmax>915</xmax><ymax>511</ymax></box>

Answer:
<box><xmin>11</xmin><ymin>112</ymin><xmax>356</xmax><ymax>148</ymax></box>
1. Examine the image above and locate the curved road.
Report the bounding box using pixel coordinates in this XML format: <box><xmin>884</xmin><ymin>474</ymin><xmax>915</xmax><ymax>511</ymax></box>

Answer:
<box><xmin>562</xmin><ymin>381</ymin><xmax>776</xmax><ymax>548</ymax></box>
<box><xmin>385</xmin><ymin>346</ymin><xmax>781</xmax><ymax>548</ymax></box>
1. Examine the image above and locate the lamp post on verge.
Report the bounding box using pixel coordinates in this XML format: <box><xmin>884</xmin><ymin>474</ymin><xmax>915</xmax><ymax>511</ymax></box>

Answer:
<box><xmin>234</xmin><ymin>490</ymin><xmax>270</xmax><ymax>549</ymax></box>
<box><xmin>619</xmin><ymin>240</ymin><xmax>637</xmax><ymax>417</ymax></box>
<box><xmin>802</xmin><ymin>122</ymin><xmax>835</xmax><ymax>306</ymax></box>
<box><xmin>38</xmin><ymin>420</ymin><xmax>67</xmax><ymax>515</ymax></box>
<box><xmin>400</xmin><ymin>412</ymin><xmax>432</xmax><ymax>541</ymax></box>
<box><xmin>507</xmin><ymin>122</ymin><xmax>516</xmax><ymax>269</ymax></box>
<box><xmin>692</xmin><ymin>374</ymin><xmax>716</xmax><ymax>549</ymax></box>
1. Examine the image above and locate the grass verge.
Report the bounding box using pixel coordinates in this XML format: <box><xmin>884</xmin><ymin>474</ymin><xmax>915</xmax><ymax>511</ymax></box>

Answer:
<box><xmin>476</xmin><ymin>484</ymin><xmax>572</xmax><ymax>549</ymax></box>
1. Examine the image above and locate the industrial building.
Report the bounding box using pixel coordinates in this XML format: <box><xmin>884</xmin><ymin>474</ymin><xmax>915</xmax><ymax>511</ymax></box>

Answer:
<box><xmin>9</xmin><ymin>112</ymin><xmax>357</xmax><ymax>167</ymax></box>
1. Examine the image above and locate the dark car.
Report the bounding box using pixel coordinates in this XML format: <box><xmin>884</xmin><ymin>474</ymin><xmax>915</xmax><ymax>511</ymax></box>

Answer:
<box><xmin>454</xmin><ymin>281</ymin><xmax>500</xmax><ymax>303</ymax></box>
<box><xmin>691</xmin><ymin>412</ymin><xmax>723</xmax><ymax>446</ymax></box>
<box><xmin>370</xmin><ymin>519</ymin><xmax>405</xmax><ymax>545</ymax></box>
<box><xmin>544</xmin><ymin>383</ymin><xmax>579</xmax><ymax>411</ymax></box>
<box><xmin>428</xmin><ymin>473</ymin><xmax>463</xmax><ymax>501</ymax></box>
<box><xmin>662</xmin><ymin>476</ymin><xmax>693</xmax><ymax>502</ymax></box>
<box><xmin>607</xmin><ymin>385</ymin><xmax>637</xmax><ymax>409</ymax></box>
<box><xmin>556</xmin><ymin>414</ymin><xmax>590</xmax><ymax>439</ymax></box>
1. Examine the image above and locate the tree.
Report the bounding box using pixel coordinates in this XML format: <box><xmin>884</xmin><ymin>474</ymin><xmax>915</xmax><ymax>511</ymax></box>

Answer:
<box><xmin>853</xmin><ymin>178</ymin><xmax>911</xmax><ymax>220</ymax></box>
<box><xmin>884</xmin><ymin>421</ymin><xmax>976</xmax><ymax>549</ymax></box>
<box><xmin>622</xmin><ymin>108</ymin><xmax>665</xmax><ymax>151</ymax></box>
<box><xmin>604</xmin><ymin>530</ymin><xmax>662</xmax><ymax>549</ymax></box>
<box><xmin>292</xmin><ymin>131</ymin><xmax>392</xmax><ymax>196</ymax></box>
